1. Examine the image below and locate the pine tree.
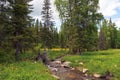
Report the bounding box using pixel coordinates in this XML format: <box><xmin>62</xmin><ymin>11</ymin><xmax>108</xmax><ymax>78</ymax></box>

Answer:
<box><xmin>116</xmin><ymin>29</ymin><xmax>120</xmax><ymax>48</ymax></box>
<box><xmin>98</xmin><ymin>20</ymin><xmax>107</xmax><ymax>50</ymax></box>
<box><xmin>34</xmin><ymin>19</ymin><xmax>40</xmax><ymax>45</ymax></box>
<box><xmin>0</xmin><ymin>0</ymin><xmax>12</xmax><ymax>50</ymax></box>
<box><xmin>108</xmin><ymin>19</ymin><xmax>117</xmax><ymax>48</ymax></box>
<box><xmin>55</xmin><ymin>0</ymin><xmax>103</xmax><ymax>53</ymax></box>
<box><xmin>41</xmin><ymin>0</ymin><xmax>52</xmax><ymax>28</ymax></box>
<box><xmin>8</xmin><ymin>0</ymin><xmax>33</xmax><ymax>61</ymax></box>
<box><xmin>40</xmin><ymin>0</ymin><xmax>54</xmax><ymax>49</ymax></box>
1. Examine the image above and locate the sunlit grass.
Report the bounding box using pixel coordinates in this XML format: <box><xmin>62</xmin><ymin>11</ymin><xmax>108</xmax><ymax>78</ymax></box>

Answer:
<box><xmin>2</xmin><ymin>48</ymin><xmax>120</xmax><ymax>79</ymax></box>
<box><xmin>0</xmin><ymin>61</ymin><xmax>56</xmax><ymax>80</ymax></box>
<box><xmin>48</xmin><ymin>49</ymin><xmax>68</xmax><ymax>60</ymax></box>
<box><xmin>51</xmin><ymin>48</ymin><xmax>69</xmax><ymax>51</ymax></box>
<box><xmin>18</xmin><ymin>48</ymin><xmax>68</xmax><ymax>61</ymax></box>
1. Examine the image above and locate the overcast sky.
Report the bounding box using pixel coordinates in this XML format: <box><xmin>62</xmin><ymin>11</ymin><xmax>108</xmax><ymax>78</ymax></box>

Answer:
<box><xmin>30</xmin><ymin>0</ymin><xmax>120</xmax><ymax>29</ymax></box>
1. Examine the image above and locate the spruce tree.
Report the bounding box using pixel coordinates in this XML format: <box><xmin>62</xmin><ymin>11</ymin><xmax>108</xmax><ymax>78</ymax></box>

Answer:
<box><xmin>34</xmin><ymin>19</ymin><xmax>40</xmax><ymax>45</ymax></box>
<box><xmin>55</xmin><ymin>0</ymin><xmax>103</xmax><ymax>53</ymax></box>
<box><xmin>108</xmin><ymin>19</ymin><xmax>117</xmax><ymax>48</ymax></box>
<box><xmin>8</xmin><ymin>0</ymin><xmax>33</xmax><ymax>61</ymax></box>
<box><xmin>41</xmin><ymin>0</ymin><xmax>52</xmax><ymax>28</ymax></box>
<box><xmin>116</xmin><ymin>29</ymin><xmax>120</xmax><ymax>48</ymax></box>
<box><xmin>98</xmin><ymin>20</ymin><xmax>107</xmax><ymax>50</ymax></box>
<box><xmin>40</xmin><ymin>0</ymin><xmax>53</xmax><ymax>49</ymax></box>
<box><xmin>0</xmin><ymin>0</ymin><xmax>12</xmax><ymax>50</ymax></box>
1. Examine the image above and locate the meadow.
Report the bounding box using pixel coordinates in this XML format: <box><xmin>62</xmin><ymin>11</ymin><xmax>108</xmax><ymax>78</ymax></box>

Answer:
<box><xmin>0</xmin><ymin>49</ymin><xmax>120</xmax><ymax>80</ymax></box>
<box><xmin>0</xmin><ymin>60</ymin><xmax>58</xmax><ymax>80</ymax></box>
<box><xmin>0</xmin><ymin>49</ymin><xmax>67</xmax><ymax>80</ymax></box>
<box><xmin>62</xmin><ymin>49</ymin><xmax>120</xmax><ymax>80</ymax></box>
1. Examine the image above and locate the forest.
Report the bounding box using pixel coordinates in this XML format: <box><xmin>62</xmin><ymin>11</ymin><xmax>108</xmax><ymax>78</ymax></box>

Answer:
<box><xmin>0</xmin><ymin>0</ymin><xmax>120</xmax><ymax>80</ymax></box>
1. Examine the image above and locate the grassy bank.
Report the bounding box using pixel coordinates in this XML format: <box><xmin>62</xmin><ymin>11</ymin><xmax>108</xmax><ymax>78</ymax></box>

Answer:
<box><xmin>62</xmin><ymin>49</ymin><xmax>120</xmax><ymax>80</ymax></box>
<box><xmin>2</xmin><ymin>48</ymin><xmax>120</xmax><ymax>79</ymax></box>
<box><xmin>0</xmin><ymin>48</ymin><xmax>68</xmax><ymax>80</ymax></box>
<box><xmin>48</xmin><ymin>49</ymin><xmax>68</xmax><ymax>60</ymax></box>
<box><xmin>0</xmin><ymin>61</ymin><xmax>56</xmax><ymax>80</ymax></box>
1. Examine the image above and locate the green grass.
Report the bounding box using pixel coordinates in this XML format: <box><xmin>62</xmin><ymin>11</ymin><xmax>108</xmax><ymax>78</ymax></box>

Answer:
<box><xmin>2</xmin><ymin>48</ymin><xmax>120</xmax><ymax>79</ymax></box>
<box><xmin>48</xmin><ymin>49</ymin><xmax>68</xmax><ymax>60</ymax></box>
<box><xmin>19</xmin><ymin>50</ymin><xmax>38</xmax><ymax>61</ymax></box>
<box><xmin>62</xmin><ymin>49</ymin><xmax>120</xmax><ymax>80</ymax></box>
<box><xmin>0</xmin><ymin>61</ymin><xmax>57</xmax><ymax>80</ymax></box>
<box><xmin>0</xmin><ymin>48</ymin><xmax>67</xmax><ymax>80</ymax></box>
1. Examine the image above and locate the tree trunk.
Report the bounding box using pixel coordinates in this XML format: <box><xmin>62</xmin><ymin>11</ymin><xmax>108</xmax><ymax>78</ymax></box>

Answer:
<box><xmin>15</xmin><ymin>32</ymin><xmax>19</xmax><ymax>61</ymax></box>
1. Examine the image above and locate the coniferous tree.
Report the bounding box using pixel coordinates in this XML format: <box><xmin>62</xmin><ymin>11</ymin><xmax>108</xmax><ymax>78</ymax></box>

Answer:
<box><xmin>41</xmin><ymin>0</ymin><xmax>52</xmax><ymax>28</ymax></box>
<box><xmin>34</xmin><ymin>19</ymin><xmax>40</xmax><ymax>45</ymax></box>
<box><xmin>55</xmin><ymin>0</ymin><xmax>103</xmax><ymax>53</ymax></box>
<box><xmin>98</xmin><ymin>20</ymin><xmax>107</xmax><ymax>50</ymax></box>
<box><xmin>0</xmin><ymin>0</ymin><xmax>13</xmax><ymax>50</ymax></box>
<box><xmin>108</xmin><ymin>19</ymin><xmax>117</xmax><ymax>48</ymax></box>
<box><xmin>116</xmin><ymin>29</ymin><xmax>120</xmax><ymax>48</ymax></box>
<box><xmin>40</xmin><ymin>0</ymin><xmax>54</xmax><ymax>49</ymax></box>
<box><xmin>98</xmin><ymin>19</ymin><xmax>117</xmax><ymax>50</ymax></box>
<box><xmin>8</xmin><ymin>0</ymin><xmax>33</xmax><ymax>61</ymax></box>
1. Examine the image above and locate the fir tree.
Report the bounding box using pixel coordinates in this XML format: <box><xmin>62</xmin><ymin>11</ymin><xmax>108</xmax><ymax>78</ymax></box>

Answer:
<box><xmin>8</xmin><ymin>0</ymin><xmax>33</xmax><ymax>61</ymax></box>
<box><xmin>0</xmin><ymin>0</ymin><xmax>12</xmax><ymax>50</ymax></box>
<box><xmin>98</xmin><ymin>20</ymin><xmax>107</xmax><ymax>50</ymax></box>
<box><xmin>41</xmin><ymin>0</ymin><xmax>52</xmax><ymax>28</ymax></box>
<box><xmin>55</xmin><ymin>0</ymin><xmax>103</xmax><ymax>53</ymax></box>
<box><xmin>40</xmin><ymin>0</ymin><xmax>54</xmax><ymax>49</ymax></box>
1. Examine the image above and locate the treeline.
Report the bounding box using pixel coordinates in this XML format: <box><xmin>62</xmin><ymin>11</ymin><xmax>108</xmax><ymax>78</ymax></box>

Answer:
<box><xmin>1</xmin><ymin>0</ymin><xmax>120</xmax><ymax>61</ymax></box>
<box><xmin>33</xmin><ymin>19</ymin><xmax>59</xmax><ymax>49</ymax></box>
<box><xmin>0</xmin><ymin>0</ymin><xmax>34</xmax><ymax>61</ymax></box>
<box><xmin>99</xmin><ymin>19</ymin><xmax>120</xmax><ymax>50</ymax></box>
<box><xmin>0</xmin><ymin>0</ymin><xmax>60</xmax><ymax>61</ymax></box>
<box><xmin>55</xmin><ymin>0</ymin><xmax>120</xmax><ymax>53</ymax></box>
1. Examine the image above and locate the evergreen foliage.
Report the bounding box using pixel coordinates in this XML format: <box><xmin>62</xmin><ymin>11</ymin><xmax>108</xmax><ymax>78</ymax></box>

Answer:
<box><xmin>0</xmin><ymin>0</ymin><xmax>120</xmax><ymax>61</ymax></box>
<box><xmin>98</xmin><ymin>19</ymin><xmax>118</xmax><ymax>50</ymax></box>
<box><xmin>55</xmin><ymin>0</ymin><xmax>103</xmax><ymax>53</ymax></box>
<box><xmin>0</xmin><ymin>0</ymin><xmax>33</xmax><ymax>61</ymax></box>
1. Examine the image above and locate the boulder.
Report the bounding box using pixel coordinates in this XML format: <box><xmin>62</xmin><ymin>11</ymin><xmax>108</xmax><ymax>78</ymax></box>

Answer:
<box><xmin>51</xmin><ymin>68</ymin><xmax>58</xmax><ymax>72</ymax></box>
<box><xmin>71</xmin><ymin>68</ymin><xmax>75</xmax><ymax>70</ymax></box>
<box><xmin>52</xmin><ymin>75</ymin><xmax>60</xmax><ymax>80</ymax></box>
<box><xmin>62</xmin><ymin>61</ymin><xmax>71</xmax><ymax>68</ymax></box>
<box><xmin>54</xmin><ymin>61</ymin><xmax>61</xmax><ymax>64</ymax></box>
<box><xmin>79</xmin><ymin>62</ymin><xmax>84</xmax><ymax>65</ymax></box>
<box><xmin>82</xmin><ymin>68</ymin><xmax>88</xmax><ymax>73</ymax></box>
<box><xmin>93</xmin><ymin>73</ymin><xmax>101</xmax><ymax>78</ymax></box>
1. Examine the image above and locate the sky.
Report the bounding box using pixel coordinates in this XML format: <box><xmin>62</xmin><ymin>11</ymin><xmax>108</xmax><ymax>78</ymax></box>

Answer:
<box><xmin>30</xmin><ymin>0</ymin><xmax>60</xmax><ymax>28</ymax></box>
<box><xmin>99</xmin><ymin>0</ymin><xmax>120</xmax><ymax>28</ymax></box>
<box><xmin>30</xmin><ymin>0</ymin><xmax>120</xmax><ymax>29</ymax></box>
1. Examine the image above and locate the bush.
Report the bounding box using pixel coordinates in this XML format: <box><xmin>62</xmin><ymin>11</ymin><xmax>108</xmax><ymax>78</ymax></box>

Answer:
<box><xmin>0</xmin><ymin>50</ymin><xmax>15</xmax><ymax>63</ymax></box>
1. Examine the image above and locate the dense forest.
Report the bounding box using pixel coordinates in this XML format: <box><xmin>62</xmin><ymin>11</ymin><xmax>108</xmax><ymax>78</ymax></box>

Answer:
<box><xmin>0</xmin><ymin>0</ymin><xmax>120</xmax><ymax>61</ymax></box>
<box><xmin>1</xmin><ymin>0</ymin><xmax>120</xmax><ymax>80</ymax></box>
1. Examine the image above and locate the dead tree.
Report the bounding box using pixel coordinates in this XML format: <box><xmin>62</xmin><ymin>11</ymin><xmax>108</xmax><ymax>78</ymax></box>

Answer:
<box><xmin>35</xmin><ymin>51</ymin><xmax>49</xmax><ymax>64</ymax></box>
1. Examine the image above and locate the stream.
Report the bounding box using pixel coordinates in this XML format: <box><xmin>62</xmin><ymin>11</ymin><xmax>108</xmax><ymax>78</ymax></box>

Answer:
<box><xmin>47</xmin><ymin>58</ymin><xmax>113</xmax><ymax>80</ymax></box>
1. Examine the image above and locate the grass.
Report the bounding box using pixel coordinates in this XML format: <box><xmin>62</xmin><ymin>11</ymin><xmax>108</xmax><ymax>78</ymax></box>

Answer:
<box><xmin>0</xmin><ymin>61</ymin><xmax>57</xmax><ymax>80</ymax></box>
<box><xmin>62</xmin><ymin>49</ymin><xmax>120</xmax><ymax>80</ymax></box>
<box><xmin>0</xmin><ymin>48</ymin><xmax>67</xmax><ymax>80</ymax></box>
<box><xmin>48</xmin><ymin>49</ymin><xmax>68</xmax><ymax>60</ymax></box>
<box><xmin>2</xmin><ymin>48</ymin><xmax>120</xmax><ymax>79</ymax></box>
